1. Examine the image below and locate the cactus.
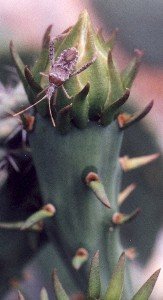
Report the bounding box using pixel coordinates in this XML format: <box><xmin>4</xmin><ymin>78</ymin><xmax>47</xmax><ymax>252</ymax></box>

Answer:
<box><xmin>19</xmin><ymin>251</ymin><xmax>160</xmax><ymax>300</ymax></box>
<box><xmin>0</xmin><ymin>10</ymin><xmax>161</xmax><ymax>299</ymax></box>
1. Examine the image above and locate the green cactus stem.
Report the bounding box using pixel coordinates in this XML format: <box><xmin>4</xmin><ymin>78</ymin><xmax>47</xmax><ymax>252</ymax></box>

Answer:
<box><xmin>29</xmin><ymin>117</ymin><xmax>132</xmax><ymax>295</ymax></box>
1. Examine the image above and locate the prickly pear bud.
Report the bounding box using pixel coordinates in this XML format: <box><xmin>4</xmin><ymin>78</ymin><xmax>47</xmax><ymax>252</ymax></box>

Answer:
<box><xmin>12</xmin><ymin>10</ymin><xmax>149</xmax><ymax>134</ymax></box>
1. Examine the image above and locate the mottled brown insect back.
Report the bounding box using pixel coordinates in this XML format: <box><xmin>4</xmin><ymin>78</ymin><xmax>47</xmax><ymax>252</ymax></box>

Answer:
<box><xmin>50</xmin><ymin>47</ymin><xmax>79</xmax><ymax>84</ymax></box>
<box><xmin>56</xmin><ymin>47</ymin><xmax>78</xmax><ymax>67</ymax></box>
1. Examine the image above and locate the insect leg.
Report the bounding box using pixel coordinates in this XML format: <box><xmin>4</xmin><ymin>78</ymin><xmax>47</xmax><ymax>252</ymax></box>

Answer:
<box><xmin>61</xmin><ymin>85</ymin><xmax>72</xmax><ymax>99</ymax></box>
<box><xmin>70</xmin><ymin>56</ymin><xmax>97</xmax><ymax>77</ymax></box>
<box><xmin>49</xmin><ymin>33</ymin><xmax>70</xmax><ymax>68</ymax></box>
<box><xmin>49</xmin><ymin>39</ymin><xmax>55</xmax><ymax>68</ymax></box>
<box><xmin>40</xmin><ymin>72</ymin><xmax>49</xmax><ymax>77</ymax></box>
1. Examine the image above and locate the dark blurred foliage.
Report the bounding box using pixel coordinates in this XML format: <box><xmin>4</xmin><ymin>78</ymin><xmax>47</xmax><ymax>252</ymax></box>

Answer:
<box><xmin>0</xmin><ymin>71</ymin><xmax>47</xmax><ymax>297</ymax></box>
<box><xmin>0</xmin><ymin>149</ymin><xmax>47</xmax><ymax>297</ymax></box>
<box><xmin>0</xmin><ymin>51</ymin><xmax>37</xmax><ymax>86</ymax></box>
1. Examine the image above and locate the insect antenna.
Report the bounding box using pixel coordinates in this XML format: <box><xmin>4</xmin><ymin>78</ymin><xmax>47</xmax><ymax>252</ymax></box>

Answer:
<box><xmin>48</xmin><ymin>98</ymin><xmax>56</xmax><ymax>127</ymax></box>
<box><xmin>13</xmin><ymin>89</ymin><xmax>48</xmax><ymax>117</ymax></box>
<box><xmin>13</xmin><ymin>96</ymin><xmax>47</xmax><ymax>116</ymax></box>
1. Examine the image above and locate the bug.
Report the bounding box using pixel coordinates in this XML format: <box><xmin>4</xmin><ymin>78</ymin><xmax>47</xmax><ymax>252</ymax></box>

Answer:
<box><xmin>14</xmin><ymin>37</ymin><xmax>97</xmax><ymax>126</ymax></box>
